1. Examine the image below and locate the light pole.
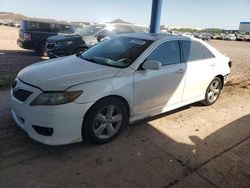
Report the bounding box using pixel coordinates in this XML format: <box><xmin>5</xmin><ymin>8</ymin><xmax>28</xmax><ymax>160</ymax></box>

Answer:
<box><xmin>149</xmin><ymin>0</ymin><xmax>163</xmax><ymax>33</ymax></box>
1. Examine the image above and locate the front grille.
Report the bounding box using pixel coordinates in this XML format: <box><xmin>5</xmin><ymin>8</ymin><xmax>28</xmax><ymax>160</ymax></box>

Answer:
<box><xmin>13</xmin><ymin>89</ymin><xmax>33</xmax><ymax>102</ymax></box>
<box><xmin>46</xmin><ymin>42</ymin><xmax>56</xmax><ymax>50</ymax></box>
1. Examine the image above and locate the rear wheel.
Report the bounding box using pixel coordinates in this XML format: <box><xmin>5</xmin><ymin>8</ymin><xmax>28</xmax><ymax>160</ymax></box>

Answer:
<box><xmin>35</xmin><ymin>41</ymin><xmax>46</xmax><ymax>56</ymax></box>
<box><xmin>203</xmin><ymin>77</ymin><xmax>222</xmax><ymax>106</ymax></box>
<box><xmin>83</xmin><ymin>98</ymin><xmax>128</xmax><ymax>144</ymax></box>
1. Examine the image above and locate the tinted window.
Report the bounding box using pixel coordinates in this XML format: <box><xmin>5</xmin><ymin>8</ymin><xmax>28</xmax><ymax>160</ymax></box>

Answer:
<box><xmin>181</xmin><ymin>40</ymin><xmax>205</xmax><ymax>61</ymax></box>
<box><xmin>28</xmin><ymin>22</ymin><xmax>39</xmax><ymax>30</ymax></box>
<box><xmin>57</xmin><ymin>25</ymin><xmax>73</xmax><ymax>33</ymax></box>
<box><xmin>80</xmin><ymin>36</ymin><xmax>153</xmax><ymax>68</ymax></box>
<box><xmin>147</xmin><ymin>40</ymin><xmax>181</xmax><ymax>66</ymax></box>
<box><xmin>203</xmin><ymin>47</ymin><xmax>215</xmax><ymax>59</ymax></box>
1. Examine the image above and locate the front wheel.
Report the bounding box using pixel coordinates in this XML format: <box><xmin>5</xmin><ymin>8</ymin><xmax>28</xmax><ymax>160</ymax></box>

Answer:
<box><xmin>203</xmin><ymin>77</ymin><xmax>222</xmax><ymax>106</ymax></box>
<box><xmin>83</xmin><ymin>98</ymin><xmax>128</xmax><ymax>144</ymax></box>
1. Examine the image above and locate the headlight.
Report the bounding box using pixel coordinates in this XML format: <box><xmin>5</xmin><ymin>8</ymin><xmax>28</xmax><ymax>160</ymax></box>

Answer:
<box><xmin>56</xmin><ymin>41</ymin><xmax>73</xmax><ymax>46</ymax></box>
<box><xmin>30</xmin><ymin>91</ymin><xmax>82</xmax><ymax>106</ymax></box>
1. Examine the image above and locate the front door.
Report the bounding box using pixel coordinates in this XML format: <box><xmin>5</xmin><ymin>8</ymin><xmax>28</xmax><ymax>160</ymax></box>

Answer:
<box><xmin>134</xmin><ymin>40</ymin><xmax>186</xmax><ymax>115</ymax></box>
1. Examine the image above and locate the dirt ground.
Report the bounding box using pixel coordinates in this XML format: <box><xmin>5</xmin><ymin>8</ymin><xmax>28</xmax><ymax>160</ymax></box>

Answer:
<box><xmin>0</xmin><ymin>25</ymin><xmax>249</xmax><ymax>188</ymax></box>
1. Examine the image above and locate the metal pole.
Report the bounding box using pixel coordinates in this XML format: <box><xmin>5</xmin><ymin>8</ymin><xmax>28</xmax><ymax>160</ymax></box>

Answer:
<box><xmin>149</xmin><ymin>0</ymin><xmax>163</xmax><ymax>33</ymax></box>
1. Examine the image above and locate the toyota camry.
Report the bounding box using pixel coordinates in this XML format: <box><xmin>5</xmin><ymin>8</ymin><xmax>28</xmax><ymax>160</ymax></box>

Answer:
<box><xmin>11</xmin><ymin>33</ymin><xmax>231</xmax><ymax>145</ymax></box>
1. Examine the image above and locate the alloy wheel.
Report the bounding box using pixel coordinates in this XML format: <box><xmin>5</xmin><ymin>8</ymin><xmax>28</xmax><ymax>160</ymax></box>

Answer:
<box><xmin>93</xmin><ymin>105</ymin><xmax>123</xmax><ymax>139</ymax></box>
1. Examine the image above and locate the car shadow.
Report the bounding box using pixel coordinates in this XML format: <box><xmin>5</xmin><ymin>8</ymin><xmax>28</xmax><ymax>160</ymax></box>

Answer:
<box><xmin>0</xmin><ymin>104</ymin><xmax>249</xmax><ymax>187</ymax></box>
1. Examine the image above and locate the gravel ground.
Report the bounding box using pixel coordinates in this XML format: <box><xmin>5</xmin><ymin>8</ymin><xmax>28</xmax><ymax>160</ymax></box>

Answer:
<box><xmin>0</xmin><ymin>25</ymin><xmax>249</xmax><ymax>188</ymax></box>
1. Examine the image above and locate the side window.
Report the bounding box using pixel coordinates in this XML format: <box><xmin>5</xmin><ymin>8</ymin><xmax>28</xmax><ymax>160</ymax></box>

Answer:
<box><xmin>203</xmin><ymin>46</ymin><xmax>215</xmax><ymax>59</ymax></box>
<box><xmin>181</xmin><ymin>40</ymin><xmax>205</xmax><ymax>61</ymax></box>
<box><xmin>50</xmin><ymin>23</ymin><xmax>58</xmax><ymax>32</ymax></box>
<box><xmin>38</xmin><ymin>23</ymin><xmax>50</xmax><ymax>32</ymax></box>
<box><xmin>57</xmin><ymin>25</ymin><xmax>72</xmax><ymax>33</ymax></box>
<box><xmin>28</xmin><ymin>22</ymin><xmax>39</xmax><ymax>31</ymax></box>
<box><xmin>147</xmin><ymin>40</ymin><xmax>181</xmax><ymax>66</ymax></box>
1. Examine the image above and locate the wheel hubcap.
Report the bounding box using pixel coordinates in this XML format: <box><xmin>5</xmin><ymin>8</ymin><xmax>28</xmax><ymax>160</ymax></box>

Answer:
<box><xmin>208</xmin><ymin>80</ymin><xmax>220</xmax><ymax>103</ymax></box>
<box><xmin>93</xmin><ymin>105</ymin><xmax>123</xmax><ymax>139</ymax></box>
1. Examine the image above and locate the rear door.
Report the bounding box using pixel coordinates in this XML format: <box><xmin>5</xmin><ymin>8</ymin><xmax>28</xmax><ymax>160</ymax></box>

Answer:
<box><xmin>180</xmin><ymin>40</ymin><xmax>216</xmax><ymax>101</ymax></box>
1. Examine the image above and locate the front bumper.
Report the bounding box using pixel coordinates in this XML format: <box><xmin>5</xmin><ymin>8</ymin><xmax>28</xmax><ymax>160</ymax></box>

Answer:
<box><xmin>11</xmin><ymin>79</ymin><xmax>94</xmax><ymax>145</ymax></box>
<box><xmin>46</xmin><ymin>43</ymin><xmax>72</xmax><ymax>58</ymax></box>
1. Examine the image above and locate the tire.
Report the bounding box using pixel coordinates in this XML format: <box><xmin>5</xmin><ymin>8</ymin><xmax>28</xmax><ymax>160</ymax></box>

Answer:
<box><xmin>36</xmin><ymin>41</ymin><xmax>46</xmax><ymax>56</ymax></box>
<box><xmin>203</xmin><ymin>77</ymin><xmax>222</xmax><ymax>106</ymax></box>
<box><xmin>73</xmin><ymin>47</ymin><xmax>88</xmax><ymax>54</ymax></box>
<box><xmin>82</xmin><ymin>97</ymin><xmax>128</xmax><ymax>144</ymax></box>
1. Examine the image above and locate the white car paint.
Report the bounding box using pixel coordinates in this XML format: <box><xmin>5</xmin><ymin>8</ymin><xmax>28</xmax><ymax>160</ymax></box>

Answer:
<box><xmin>11</xmin><ymin>34</ymin><xmax>230</xmax><ymax>145</ymax></box>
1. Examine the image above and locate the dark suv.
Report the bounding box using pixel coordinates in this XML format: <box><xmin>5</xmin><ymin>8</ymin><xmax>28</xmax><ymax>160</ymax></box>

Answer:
<box><xmin>17</xmin><ymin>19</ymin><xmax>80</xmax><ymax>55</ymax></box>
<box><xmin>46</xmin><ymin>24</ymin><xmax>147</xmax><ymax>58</ymax></box>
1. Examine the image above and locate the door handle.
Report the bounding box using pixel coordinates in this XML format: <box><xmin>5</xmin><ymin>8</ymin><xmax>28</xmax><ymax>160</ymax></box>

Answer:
<box><xmin>176</xmin><ymin>69</ymin><xmax>184</xmax><ymax>74</ymax></box>
<box><xmin>211</xmin><ymin>62</ymin><xmax>216</xmax><ymax>66</ymax></box>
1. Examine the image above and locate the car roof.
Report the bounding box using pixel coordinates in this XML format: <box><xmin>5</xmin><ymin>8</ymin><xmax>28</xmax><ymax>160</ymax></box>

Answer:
<box><xmin>22</xmin><ymin>19</ymin><xmax>71</xmax><ymax>25</ymax></box>
<box><xmin>119</xmin><ymin>32</ymin><xmax>191</xmax><ymax>41</ymax></box>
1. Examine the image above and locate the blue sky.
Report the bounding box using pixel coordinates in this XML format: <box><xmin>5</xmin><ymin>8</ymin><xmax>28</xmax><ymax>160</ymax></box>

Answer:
<box><xmin>0</xmin><ymin>0</ymin><xmax>249</xmax><ymax>29</ymax></box>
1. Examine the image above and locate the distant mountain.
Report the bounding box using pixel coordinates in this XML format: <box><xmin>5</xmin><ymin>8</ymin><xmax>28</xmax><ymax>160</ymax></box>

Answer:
<box><xmin>109</xmin><ymin>19</ymin><xmax>131</xmax><ymax>24</ymax></box>
<box><xmin>0</xmin><ymin>12</ymin><xmax>27</xmax><ymax>21</ymax></box>
<box><xmin>0</xmin><ymin>12</ymin><xmax>72</xmax><ymax>24</ymax></box>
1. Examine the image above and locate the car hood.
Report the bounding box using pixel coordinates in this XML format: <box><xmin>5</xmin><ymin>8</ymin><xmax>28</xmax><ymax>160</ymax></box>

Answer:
<box><xmin>47</xmin><ymin>34</ymin><xmax>81</xmax><ymax>42</ymax></box>
<box><xmin>18</xmin><ymin>55</ymin><xmax>121</xmax><ymax>91</ymax></box>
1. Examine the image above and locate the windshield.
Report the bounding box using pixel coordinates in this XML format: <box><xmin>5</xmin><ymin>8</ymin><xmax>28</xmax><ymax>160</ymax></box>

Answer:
<box><xmin>79</xmin><ymin>36</ymin><xmax>153</xmax><ymax>68</ymax></box>
<box><xmin>77</xmin><ymin>24</ymin><xmax>105</xmax><ymax>36</ymax></box>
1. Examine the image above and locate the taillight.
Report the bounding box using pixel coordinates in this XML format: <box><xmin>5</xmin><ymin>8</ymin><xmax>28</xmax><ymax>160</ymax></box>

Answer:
<box><xmin>228</xmin><ymin>61</ymin><xmax>232</xmax><ymax>68</ymax></box>
<box><xmin>23</xmin><ymin>33</ymin><xmax>31</xmax><ymax>41</ymax></box>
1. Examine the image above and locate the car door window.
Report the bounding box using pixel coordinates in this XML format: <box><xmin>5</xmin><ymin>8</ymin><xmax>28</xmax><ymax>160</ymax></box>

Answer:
<box><xmin>181</xmin><ymin>40</ymin><xmax>205</xmax><ymax>61</ymax></box>
<box><xmin>147</xmin><ymin>40</ymin><xmax>181</xmax><ymax>66</ymax></box>
<box><xmin>203</xmin><ymin>46</ymin><xmax>215</xmax><ymax>59</ymax></box>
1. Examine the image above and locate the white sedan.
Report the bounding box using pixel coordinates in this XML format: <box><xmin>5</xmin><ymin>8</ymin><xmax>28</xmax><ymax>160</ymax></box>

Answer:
<box><xmin>11</xmin><ymin>33</ymin><xmax>231</xmax><ymax>145</ymax></box>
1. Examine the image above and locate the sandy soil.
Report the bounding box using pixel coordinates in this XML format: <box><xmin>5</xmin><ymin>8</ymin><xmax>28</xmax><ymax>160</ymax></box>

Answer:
<box><xmin>0</xmin><ymin>25</ymin><xmax>249</xmax><ymax>188</ymax></box>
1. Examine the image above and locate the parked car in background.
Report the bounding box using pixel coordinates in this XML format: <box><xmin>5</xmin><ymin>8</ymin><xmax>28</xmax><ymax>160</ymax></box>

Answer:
<box><xmin>199</xmin><ymin>33</ymin><xmax>211</xmax><ymax>40</ymax></box>
<box><xmin>192</xmin><ymin>33</ymin><xmax>200</xmax><ymax>39</ymax></box>
<box><xmin>222</xmin><ymin>34</ymin><xmax>236</xmax><ymax>41</ymax></box>
<box><xmin>17</xmin><ymin>19</ymin><xmax>81</xmax><ymax>55</ymax></box>
<box><xmin>236</xmin><ymin>34</ymin><xmax>250</xmax><ymax>41</ymax></box>
<box><xmin>46</xmin><ymin>23</ymin><xmax>147</xmax><ymax>58</ymax></box>
<box><xmin>11</xmin><ymin>33</ymin><xmax>231</xmax><ymax>145</ymax></box>
<box><xmin>182</xmin><ymin>32</ymin><xmax>194</xmax><ymax>38</ymax></box>
<box><xmin>169</xmin><ymin>31</ymin><xmax>180</xmax><ymax>36</ymax></box>
<box><xmin>212</xmin><ymin>34</ymin><xmax>223</xmax><ymax>40</ymax></box>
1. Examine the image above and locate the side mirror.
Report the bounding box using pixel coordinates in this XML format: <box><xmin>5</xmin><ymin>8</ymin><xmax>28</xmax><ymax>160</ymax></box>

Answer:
<box><xmin>142</xmin><ymin>60</ymin><xmax>162</xmax><ymax>70</ymax></box>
